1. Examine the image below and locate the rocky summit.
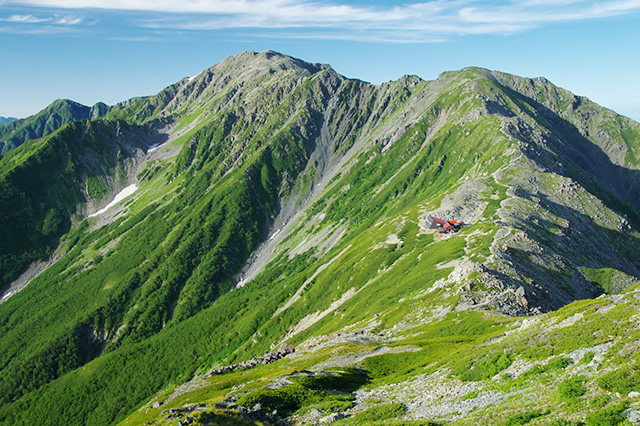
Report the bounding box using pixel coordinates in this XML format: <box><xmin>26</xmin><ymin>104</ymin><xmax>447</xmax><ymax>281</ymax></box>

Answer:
<box><xmin>0</xmin><ymin>50</ymin><xmax>639</xmax><ymax>426</ymax></box>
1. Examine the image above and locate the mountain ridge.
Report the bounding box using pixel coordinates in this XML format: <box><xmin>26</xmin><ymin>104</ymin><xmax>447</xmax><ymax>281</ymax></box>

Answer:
<box><xmin>0</xmin><ymin>116</ymin><xmax>17</xmax><ymax>125</ymax></box>
<box><xmin>0</xmin><ymin>50</ymin><xmax>639</xmax><ymax>426</ymax></box>
<box><xmin>0</xmin><ymin>98</ymin><xmax>111</xmax><ymax>155</ymax></box>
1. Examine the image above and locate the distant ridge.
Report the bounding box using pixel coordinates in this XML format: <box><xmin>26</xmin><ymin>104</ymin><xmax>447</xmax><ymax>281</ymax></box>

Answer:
<box><xmin>0</xmin><ymin>117</ymin><xmax>17</xmax><ymax>125</ymax></box>
<box><xmin>0</xmin><ymin>99</ymin><xmax>111</xmax><ymax>155</ymax></box>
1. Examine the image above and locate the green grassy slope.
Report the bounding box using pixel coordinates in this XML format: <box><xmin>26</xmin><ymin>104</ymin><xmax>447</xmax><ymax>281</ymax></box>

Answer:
<box><xmin>113</xmin><ymin>284</ymin><xmax>640</xmax><ymax>426</ymax></box>
<box><xmin>0</xmin><ymin>119</ymin><xmax>156</xmax><ymax>290</ymax></box>
<box><xmin>0</xmin><ymin>52</ymin><xmax>639</xmax><ymax>426</ymax></box>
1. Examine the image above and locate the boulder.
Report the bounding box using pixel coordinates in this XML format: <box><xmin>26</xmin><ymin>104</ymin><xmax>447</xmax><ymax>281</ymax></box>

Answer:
<box><xmin>277</xmin><ymin>343</ymin><xmax>295</xmax><ymax>354</ymax></box>
<box><xmin>625</xmin><ymin>408</ymin><xmax>640</xmax><ymax>424</ymax></box>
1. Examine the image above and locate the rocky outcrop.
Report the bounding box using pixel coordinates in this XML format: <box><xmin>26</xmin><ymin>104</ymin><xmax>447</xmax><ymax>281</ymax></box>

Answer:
<box><xmin>207</xmin><ymin>343</ymin><xmax>295</xmax><ymax>376</ymax></box>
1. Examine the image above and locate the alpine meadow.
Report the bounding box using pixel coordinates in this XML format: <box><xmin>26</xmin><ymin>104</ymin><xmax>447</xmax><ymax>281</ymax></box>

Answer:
<box><xmin>1</xmin><ymin>50</ymin><xmax>640</xmax><ymax>426</ymax></box>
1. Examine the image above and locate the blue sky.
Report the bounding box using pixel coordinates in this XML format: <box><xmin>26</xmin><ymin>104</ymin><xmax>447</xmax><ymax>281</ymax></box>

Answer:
<box><xmin>1</xmin><ymin>0</ymin><xmax>639</xmax><ymax>122</ymax></box>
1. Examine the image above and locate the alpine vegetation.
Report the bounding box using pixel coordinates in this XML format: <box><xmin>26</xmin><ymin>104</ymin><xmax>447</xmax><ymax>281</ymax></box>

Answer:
<box><xmin>0</xmin><ymin>50</ymin><xmax>639</xmax><ymax>426</ymax></box>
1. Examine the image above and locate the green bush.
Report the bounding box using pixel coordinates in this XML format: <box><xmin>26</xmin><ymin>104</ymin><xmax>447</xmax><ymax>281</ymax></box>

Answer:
<box><xmin>367</xmin><ymin>422</ymin><xmax>441</xmax><ymax>426</ymax></box>
<box><xmin>546</xmin><ymin>419</ymin><xmax>581</xmax><ymax>426</ymax></box>
<box><xmin>521</xmin><ymin>357</ymin><xmax>574</xmax><ymax>380</ymax></box>
<box><xmin>346</xmin><ymin>403</ymin><xmax>406</xmax><ymax>424</ymax></box>
<box><xmin>364</xmin><ymin>351</ymin><xmax>425</xmax><ymax>378</ymax></box>
<box><xmin>558</xmin><ymin>376</ymin><xmax>586</xmax><ymax>399</ymax></box>
<box><xmin>236</xmin><ymin>384</ymin><xmax>322</xmax><ymax>414</ymax></box>
<box><xmin>312</xmin><ymin>399</ymin><xmax>354</xmax><ymax>413</ymax></box>
<box><xmin>589</xmin><ymin>395</ymin><xmax>611</xmax><ymax>409</ymax></box>
<box><xmin>236</xmin><ymin>370</ymin><xmax>366</xmax><ymax>415</ymax></box>
<box><xmin>584</xmin><ymin>404</ymin><xmax>627</xmax><ymax>426</ymax></box>
<box><xmin>598</xmin><ymin>364</ymin><xmax>640</xmax><ymax>394</ymax></box>
<box><xmin>581</xmin><ymin>352</ymin><xmax>595</xmax><ymax>364</ymax></box>
<box><xmin>455</xmin><ymin>351</ymin><xmax>513</xmax><ymax>381</ymax></box>
<box><xmin>547</xmin><ymin>357</ymin><xmax>573</xmax><ymax>370</ymax></box>
<box><xmin>500</xmin><ymin>409</ymin><xmax>546</xmax><ymax>426</ymax></box>
<box><xmin>290</xmin><ymin>368</ymin><xmax>369</xmax><ymax>392</ymax></box>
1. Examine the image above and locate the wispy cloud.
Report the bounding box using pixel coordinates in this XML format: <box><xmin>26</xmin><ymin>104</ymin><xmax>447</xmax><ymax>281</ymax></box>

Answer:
<box><xmin>459</xmin><ymin>0</ymin><xmax>640</xmax><ymax>24</ymax></box>
<box><xmin>108</xmin><ymin>35</ymin><xmax>171</xmax><ymax>42</ymax></box>
<box><xmin>4</xmin><ymin>0</ymin><xmax>640</xmax><ymax>41</ymax></box>
<box><xmin>0</xmin><ymin>12</ymin><xmax>83</xmax><ymax>25</ymax></box>
<box><xmin>1</xmin><ymin>14</ymin><xmax>52</xmax><ymax>23</ymax></box>
<box><xmin>55</xmin><ymin>14</ymin><xmax>82</xmax><ymax>24</ymax></box>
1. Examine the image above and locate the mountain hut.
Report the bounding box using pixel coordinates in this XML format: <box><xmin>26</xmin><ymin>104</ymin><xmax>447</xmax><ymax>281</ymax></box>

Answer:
<box><xmin>426</xmin><ymin>216</ymin><xmax>465</xmax><ymax>233</ymax></box>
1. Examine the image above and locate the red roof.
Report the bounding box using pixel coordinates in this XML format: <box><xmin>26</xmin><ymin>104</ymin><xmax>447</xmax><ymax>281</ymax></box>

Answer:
<box><xmin>430</xmin><ymin>216</ymin><xmax>448</xmax><ymax>225</ymax></box>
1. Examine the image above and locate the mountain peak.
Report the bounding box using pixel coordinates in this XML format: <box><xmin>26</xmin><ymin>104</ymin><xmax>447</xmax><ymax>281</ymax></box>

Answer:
<box><xmin>0</xmin><ymin>98</ymin><xmax>111</xmax><ymax>155</ymax></box>
<box><xmin>212</xmin><ymin>49</ymin><xmax>330</xmax><ymax>77</ymax></box>
<box><xmin>109</xmin><ymin>49</ymin><xmax>337</xmax><ymax>125</ymax></box>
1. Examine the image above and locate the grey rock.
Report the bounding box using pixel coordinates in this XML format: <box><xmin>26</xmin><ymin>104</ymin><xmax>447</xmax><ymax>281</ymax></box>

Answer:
<box><xmin>278</xmin><ymin>343</ymin><xmax>295</xmax><ymax>354</ymax></box>
<box><xmin>321</xmin><ymin>412</ymin><xmax>346</xmax><ymax>423</ymax></box>
<box><xmin>625</xmin><ymin>408</ymin><xmax>640</xmax><ymax>424</ymax></box>
<box><xmin>208</xmin><ymin>344</ymin><xmax>295</xmax><ymax>375</ymax></box>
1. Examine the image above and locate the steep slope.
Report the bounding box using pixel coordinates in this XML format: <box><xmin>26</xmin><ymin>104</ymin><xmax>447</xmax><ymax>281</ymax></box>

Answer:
<box><xmin>0</xmin><ymin>99</ymin><xmax>110</xmax><ymax>155</ymax></box>
<box><xmin>0</xmin><ymin>119</ymin><xmax>165</xmax><ymax>294</ymax></box>
<box><xmin>0</xmin><ymin>51</ymin><xmax>639</xmax><ymax>426</ymax></box>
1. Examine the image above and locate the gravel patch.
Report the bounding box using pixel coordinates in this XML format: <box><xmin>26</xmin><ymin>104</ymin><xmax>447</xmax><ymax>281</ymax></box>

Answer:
<box><xmin>353</xmin><ymin>370</ymin><xmax>508</xmax><ymax>421</ymax></box>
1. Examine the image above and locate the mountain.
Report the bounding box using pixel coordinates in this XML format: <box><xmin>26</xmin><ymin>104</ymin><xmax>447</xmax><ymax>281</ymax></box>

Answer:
<box><xmin>0</xmin><ymin>50</ymin><xmax>639</xmax><ymax>426</ymax></box>
<box><xmin>0</xmin><ymin>117</ymin><xmax>17</xmax><ymax>125</ymax></box>
<box><xmin>0</xmin><ymin>99</ymin><xmax>111</xmax><ymax>155</ymax></box>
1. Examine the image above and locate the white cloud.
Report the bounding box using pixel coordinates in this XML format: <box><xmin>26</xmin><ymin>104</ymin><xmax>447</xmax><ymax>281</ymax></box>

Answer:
<box><xmin>1</xmin><ymin>14</ymin><xmax>52</xmax><ymax>22</ymax></box>
<box><xmin>0</xmin><ymin>24</ymin><xmax>76</xmax><ymax>33</ymax></box>
<box><xmin>4</xmin><ymin>0</ymin><xmax>640</xmax><ymax>40</ymax></box>
<box><xmin>108</xmin><ymin>35</ymin><xmax>169</xmax><ymax>42</ymax></box>
<box><xmin>0</xmin><ymin>12</ymin><xmax>82</xmax><ymax>25</ymax></box>
<box><xmin>459</xmin><ymin>0</ymin><xmax>640</xmax><ymax>24</ymax></box>
<box><xmin>54</xmin><ymin>14</ymin><xmax>82</xmax><ymax>24</ymax></box>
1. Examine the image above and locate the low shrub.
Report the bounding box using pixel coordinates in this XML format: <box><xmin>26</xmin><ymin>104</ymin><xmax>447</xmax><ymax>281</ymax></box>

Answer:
<box><xmin>558</xmin><ymin>376</ymin><xmax>586</xmax><ymax>399</ymax></box>
<box><xmin>344</xmin><ymin>403</ymin><xmax>406</xmax><ymax>424</ymax></box>
<box><xmin>584</xmin><ymin>403</ymin><xmax>627</xmax><ymax>426</ymax></box>
<box><xmin>598</xmin><ymin>364</ymin><xmax>640</xmax><ymax>394</ymax></box>
<box><xmin>455</xmin><ymin>351</ymin><xmax>513</xmax><ymax>381</ymax></box>
<box><xmin>581</xmin><ymin>352</ymin><xmax>595</xmax><ymax>364</ymax></box>
<box><xmin>547</xmin><ymin>357</ymin><xmax>573</xmax><ymax>370</ymax></box>
<box><xmin>290</xmin><ymin>368</ymin><xmax>369</xmax><ymax>392</ymax></box>
<box><xmin>500</xmin><ymin>409</ymin><xmax>546</xmax><ymax>426</ymax></box>
<box><xmin>237</xmin><ymin>369</ymin><xmax>366</xmax><ymax>415</ymax></box>
<box><xmin>589</xmin><ymin>395</ymin><xmax>611</xmax><ymax>409</ymax></box>
<box><xmin>546</xmin><ymin>419</ymin><xmax>581</xmax><ymax>426</ymax></box>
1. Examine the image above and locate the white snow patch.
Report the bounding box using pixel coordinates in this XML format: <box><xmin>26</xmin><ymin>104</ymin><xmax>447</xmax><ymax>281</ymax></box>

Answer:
<box><xmin>269</xmin><ymin>229</ymin><xmax>281</xmax><ymax>241</ymax></box>
<box><xmin>89</xmin><ymin>184</ymin><xmax>138</xmax><ymax>218</ymax></box>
